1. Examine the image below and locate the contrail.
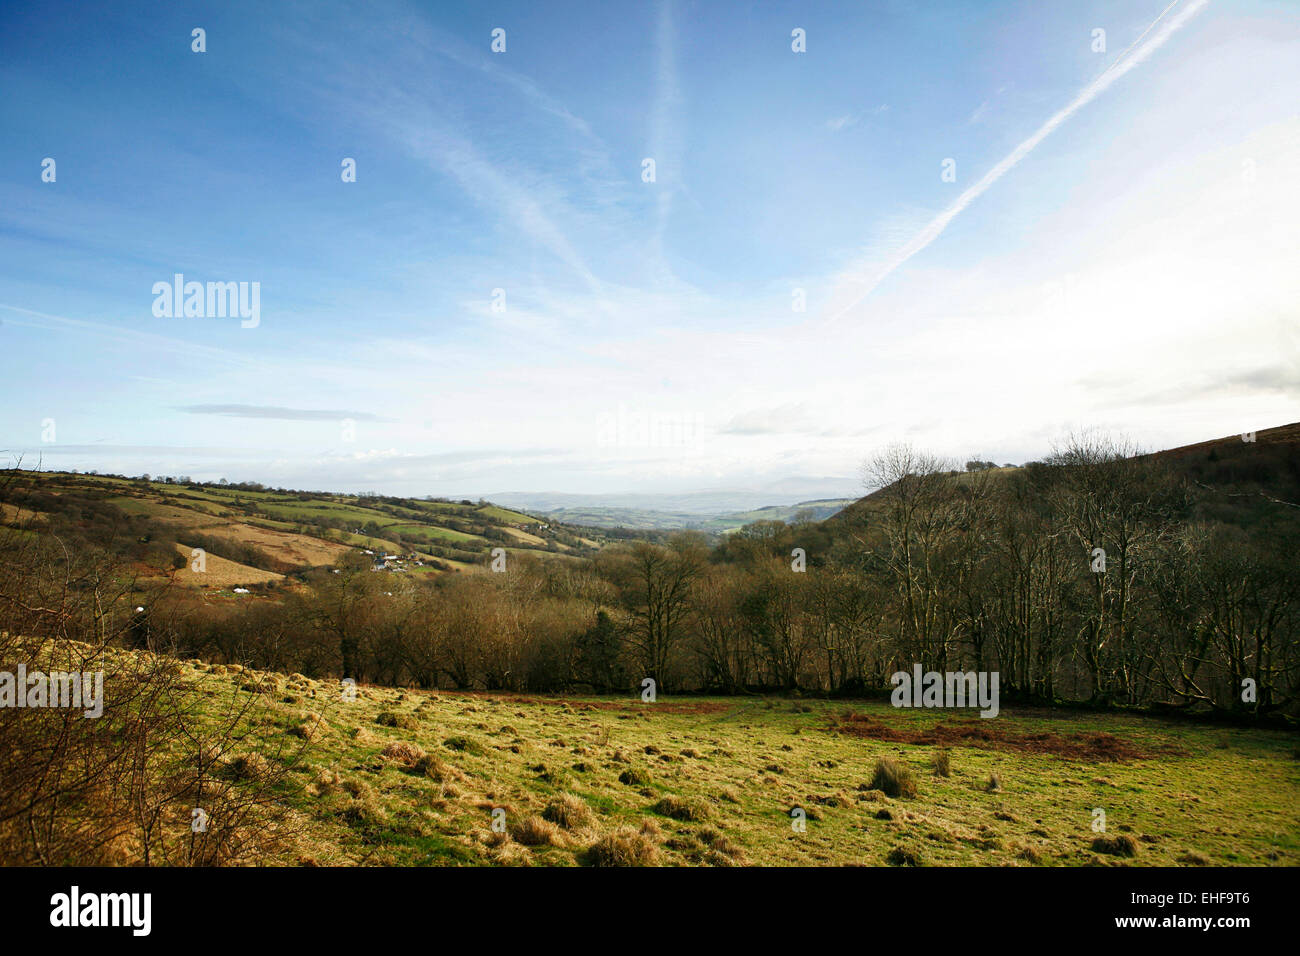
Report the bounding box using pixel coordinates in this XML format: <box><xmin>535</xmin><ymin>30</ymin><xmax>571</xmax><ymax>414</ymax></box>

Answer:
<box><xmin>825</xmin><ymin>0</ymin><xmax>1209</xmax><ymax>324</ymax></box>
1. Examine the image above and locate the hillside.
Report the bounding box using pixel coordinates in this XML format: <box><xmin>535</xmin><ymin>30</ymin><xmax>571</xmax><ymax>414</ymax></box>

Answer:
<box><xmin>0</xmin><ymin>470</ymin><xmax>611</xmax><ymax>592</ymax></box>
<box><xmin>831</xmin><ymin>422</ymin><xmax>1300</xmax><ymax>531</ymax></box>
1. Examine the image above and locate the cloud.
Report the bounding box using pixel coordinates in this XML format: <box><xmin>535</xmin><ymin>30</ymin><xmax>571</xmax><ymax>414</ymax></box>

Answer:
<box><xmin>0</xmin><ymin>304</ymin><xmax>267</xmax><ymax>373</ymax></box>
<box><xmin>722</xmin><ymin>403</ymin><xmax>817</xmax><ymax>435</ymax></box>
<box><xmin>5</xmin><ymin>444</ymin><xmax>254</xmax><ymax>458</ymax></box>
<box><xmin>825</xmin><ymin>0</ymin><xmax>1211</xmax><ymax>323</ymax></box>
<box><xmin>177</xmin><ymin>404</ymin><xmax>395</xmax><ymax>423</ymax></box>
<box><xmin>1090</xmin><ymin>364</ymin><xmax>1300</xmax><ymax>409</ymax></box>
<box><xmin>827</xmin><ymin>105</ymin><xmax>888</xmax><ymax>133</ymax></box>
<box><xmin>649</xmin><ymin>0</ymin><xmax>683</xmax><ymax>264</ymax></box>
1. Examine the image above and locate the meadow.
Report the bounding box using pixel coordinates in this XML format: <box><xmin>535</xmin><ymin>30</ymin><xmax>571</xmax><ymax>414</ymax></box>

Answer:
<box><xmin>179</xmin><ymin>660</ymin><xmax>1299</xmax><ymax>867</ymax></box>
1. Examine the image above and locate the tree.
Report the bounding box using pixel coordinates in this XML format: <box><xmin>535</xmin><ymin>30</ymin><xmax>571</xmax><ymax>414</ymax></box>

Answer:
<box><xmin>313</xmin><ymin>550</ymin><xmax>379</xmax><ymax>681</ymax></box>
<box><xmin>863</xmin><ymin>444</ymin><xmax>963</xmax><ymax>670</ymax></box>
<box><xmin>608</xmin><ymin>539</ymin><xmax>703</xmax><ymax>694</ymax></box>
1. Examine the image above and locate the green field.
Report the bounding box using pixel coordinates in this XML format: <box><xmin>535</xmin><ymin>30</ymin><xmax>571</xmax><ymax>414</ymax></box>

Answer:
<box><xmin>182</xmin><ymin>661</ymin><xmax>1299</xmax><ymax>866</ymax></box>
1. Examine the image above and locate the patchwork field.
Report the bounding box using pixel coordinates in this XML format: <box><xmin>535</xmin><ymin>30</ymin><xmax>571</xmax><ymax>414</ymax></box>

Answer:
<box><xmin>8</xmin><ymin>472</ymin><xmax>602</xmax><ymax>583</ymax></box>
<box><xmin>180</xmin><ymin>662</ymin><xmax>1300</xmax><ymax>867</ymax></box>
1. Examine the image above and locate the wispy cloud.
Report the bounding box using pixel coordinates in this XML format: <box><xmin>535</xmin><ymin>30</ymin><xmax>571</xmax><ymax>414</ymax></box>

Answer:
<box><xmin>825</xmin><ymin>0</ymin><xmax>1210</xmax><ymax>324</ymax></box>
<box><xmin>177</xmin><ymin>404</ymin><xmax>395</xmax><ymax>422</ymax></box>
<box><xmin>0</xmin><ymin>304</ymin><xmax>266</xmax><ymax>372</ymax></box>
<box><xmin>722</xmin><ymin>403</ymin><xmax>816</xmax><ymax>435</ymax></box>
<box><xmin>649</xmin><ymin>0</ymin><xmax>682</xmax><ymax>268</ymax></box>
<box><xmin>827</xmin><ymin>104</ymin><xmax>887</xmax><ymax>133</ymax></box>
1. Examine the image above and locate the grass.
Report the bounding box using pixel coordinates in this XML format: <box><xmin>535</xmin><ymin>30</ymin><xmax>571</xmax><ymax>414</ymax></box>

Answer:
<box><xmin>171</xmin><ymin>542</ymin><xmax>284</xmax><ymax>588</ymax></box>
<box><xmin>169</xmin><ymin>661</ymin><xmax>1300</xmax><ymax>867</ymax></box>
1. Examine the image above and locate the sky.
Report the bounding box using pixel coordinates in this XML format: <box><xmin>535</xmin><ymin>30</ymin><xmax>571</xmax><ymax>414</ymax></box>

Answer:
<box><xmin>1</xmin><ymin>0</ymin><xmax>1297</xmax><ymax>502</ymax></box>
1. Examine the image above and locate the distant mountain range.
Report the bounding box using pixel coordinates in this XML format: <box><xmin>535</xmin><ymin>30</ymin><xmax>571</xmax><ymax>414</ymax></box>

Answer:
<box><xmin>488</xmin><ymin>479</ymin><xmax>859</xmax><ymax>515</ymax></box>
<box><xmin>485</xmin><ymin>492</ymin><xmax>858</xmax><ymax>532</ymax></box>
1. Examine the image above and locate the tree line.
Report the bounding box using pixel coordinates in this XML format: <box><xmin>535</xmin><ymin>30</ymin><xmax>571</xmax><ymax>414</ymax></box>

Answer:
<box><xmin>4</xmin><ymin>433</ymin><xmax>1297</xmax><ymax>717</ymax></box>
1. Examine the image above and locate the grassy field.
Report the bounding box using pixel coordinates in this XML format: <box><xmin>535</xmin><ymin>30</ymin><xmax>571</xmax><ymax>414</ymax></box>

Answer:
<box><xmin>169</xmin><ymin>542</ymin><xmax>284</xmax><ymax>588</ymax></box>
<box><xmin>180</xmin><ymin>661</ymin><xmax>1299</xmax><ymax>866</ymax></box>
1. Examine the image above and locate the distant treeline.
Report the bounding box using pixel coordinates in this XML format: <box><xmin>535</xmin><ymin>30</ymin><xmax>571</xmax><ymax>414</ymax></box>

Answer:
<box><xmin>4</xmin><ymin>434</ymin><xmax>1298</xmax><ymax>717</ymax></box>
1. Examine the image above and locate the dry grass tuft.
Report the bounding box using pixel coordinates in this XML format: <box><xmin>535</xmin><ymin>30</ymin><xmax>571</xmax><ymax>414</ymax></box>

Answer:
<box><xmin>869</xmin><ymin>757</ymin><xmax>918</xmax><ymax>799</ymax></box>
<box><xmin>510</xmin><ymin>814</ymin><xmax>561</xmax><ymax>847</ymax></box>
<box><xmin>224</xmin><ymin>753</ymin><xmax>270</xmax><ymax>780</ymax></box>
<box><xmin>380</xmin><ymin>741</ymin><xmax>427</xmax><ymax>767</ymax></box>
<box><xmin>933</xmin><ymin>748</ymin><xmax>951</xmax><ymax>777</ymax></box>
<box><xmin>412</xmin><ymin>753</ymin><xmax>456</xmax><ymax>781</ymax></box>
<box><xmin>375</xmin><ymin>711</ymin><xmax>418</xmax><ymax>731</ymax></box>
<box><xmin>542</xmin><ymin>793</ymin><xmax>595</xmax><ymax>830</ymax></box>
<box><xmin>886</xmin><ymin>846</ymin><xmax>922</xmax><ymax>866</ymax></box>
<box><xmin>587</xmin><ymin>827</ymin><xmax>659</xmax><ymax>866</ymax></box>
<box><xmin>1016</xmin><ymin>845</ymin><xmax>1043</xmax><ymax>864</ymax></box>
<box><xmin>1091</xmin><ymin>834</ymin><xmax>1139</xmax><ymax>857</ymax></box>
<box><xmin>651</xmin><ymin>795</ymin><xmax>710</xmax><ymax>822</ymax></box>
<box><xmin>618</xmin><ymin>767</ymin><xmax>652</xmax><ymax>787</ymax></box>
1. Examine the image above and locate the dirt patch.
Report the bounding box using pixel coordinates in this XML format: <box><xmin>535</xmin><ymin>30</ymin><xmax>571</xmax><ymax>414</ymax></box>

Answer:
<box><xmin>576</xmin><ymin>700</ymin><xmax>733</xmax><ymax>715</ymax></box>
<box><xmin>829</xmin><ymin>713</ymin><xmax>1184</xmax><ymax>762</ymax></box>
<box><xmin>440</xmin><ymin>691</ymin><xmax>732</xmax><ymax>716</ymax></box>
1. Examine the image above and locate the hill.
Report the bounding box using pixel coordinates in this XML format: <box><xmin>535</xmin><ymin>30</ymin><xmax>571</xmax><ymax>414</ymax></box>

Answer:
<box><xmin>0</xmin><ymin>470</ymin><xmax>612</xmax><ymax>593</ymax></box>
<box><xmin>830</xmin><ymin>422</ymin><xmax>1300</xmax><ymax>531</ymax></box>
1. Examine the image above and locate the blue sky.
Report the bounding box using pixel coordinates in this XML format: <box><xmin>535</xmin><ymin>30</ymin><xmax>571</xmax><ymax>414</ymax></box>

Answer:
<box><xmin>1</xmin><ymin>0</ymin><xmax>1297</xmax><ymax>500</ymax></box>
